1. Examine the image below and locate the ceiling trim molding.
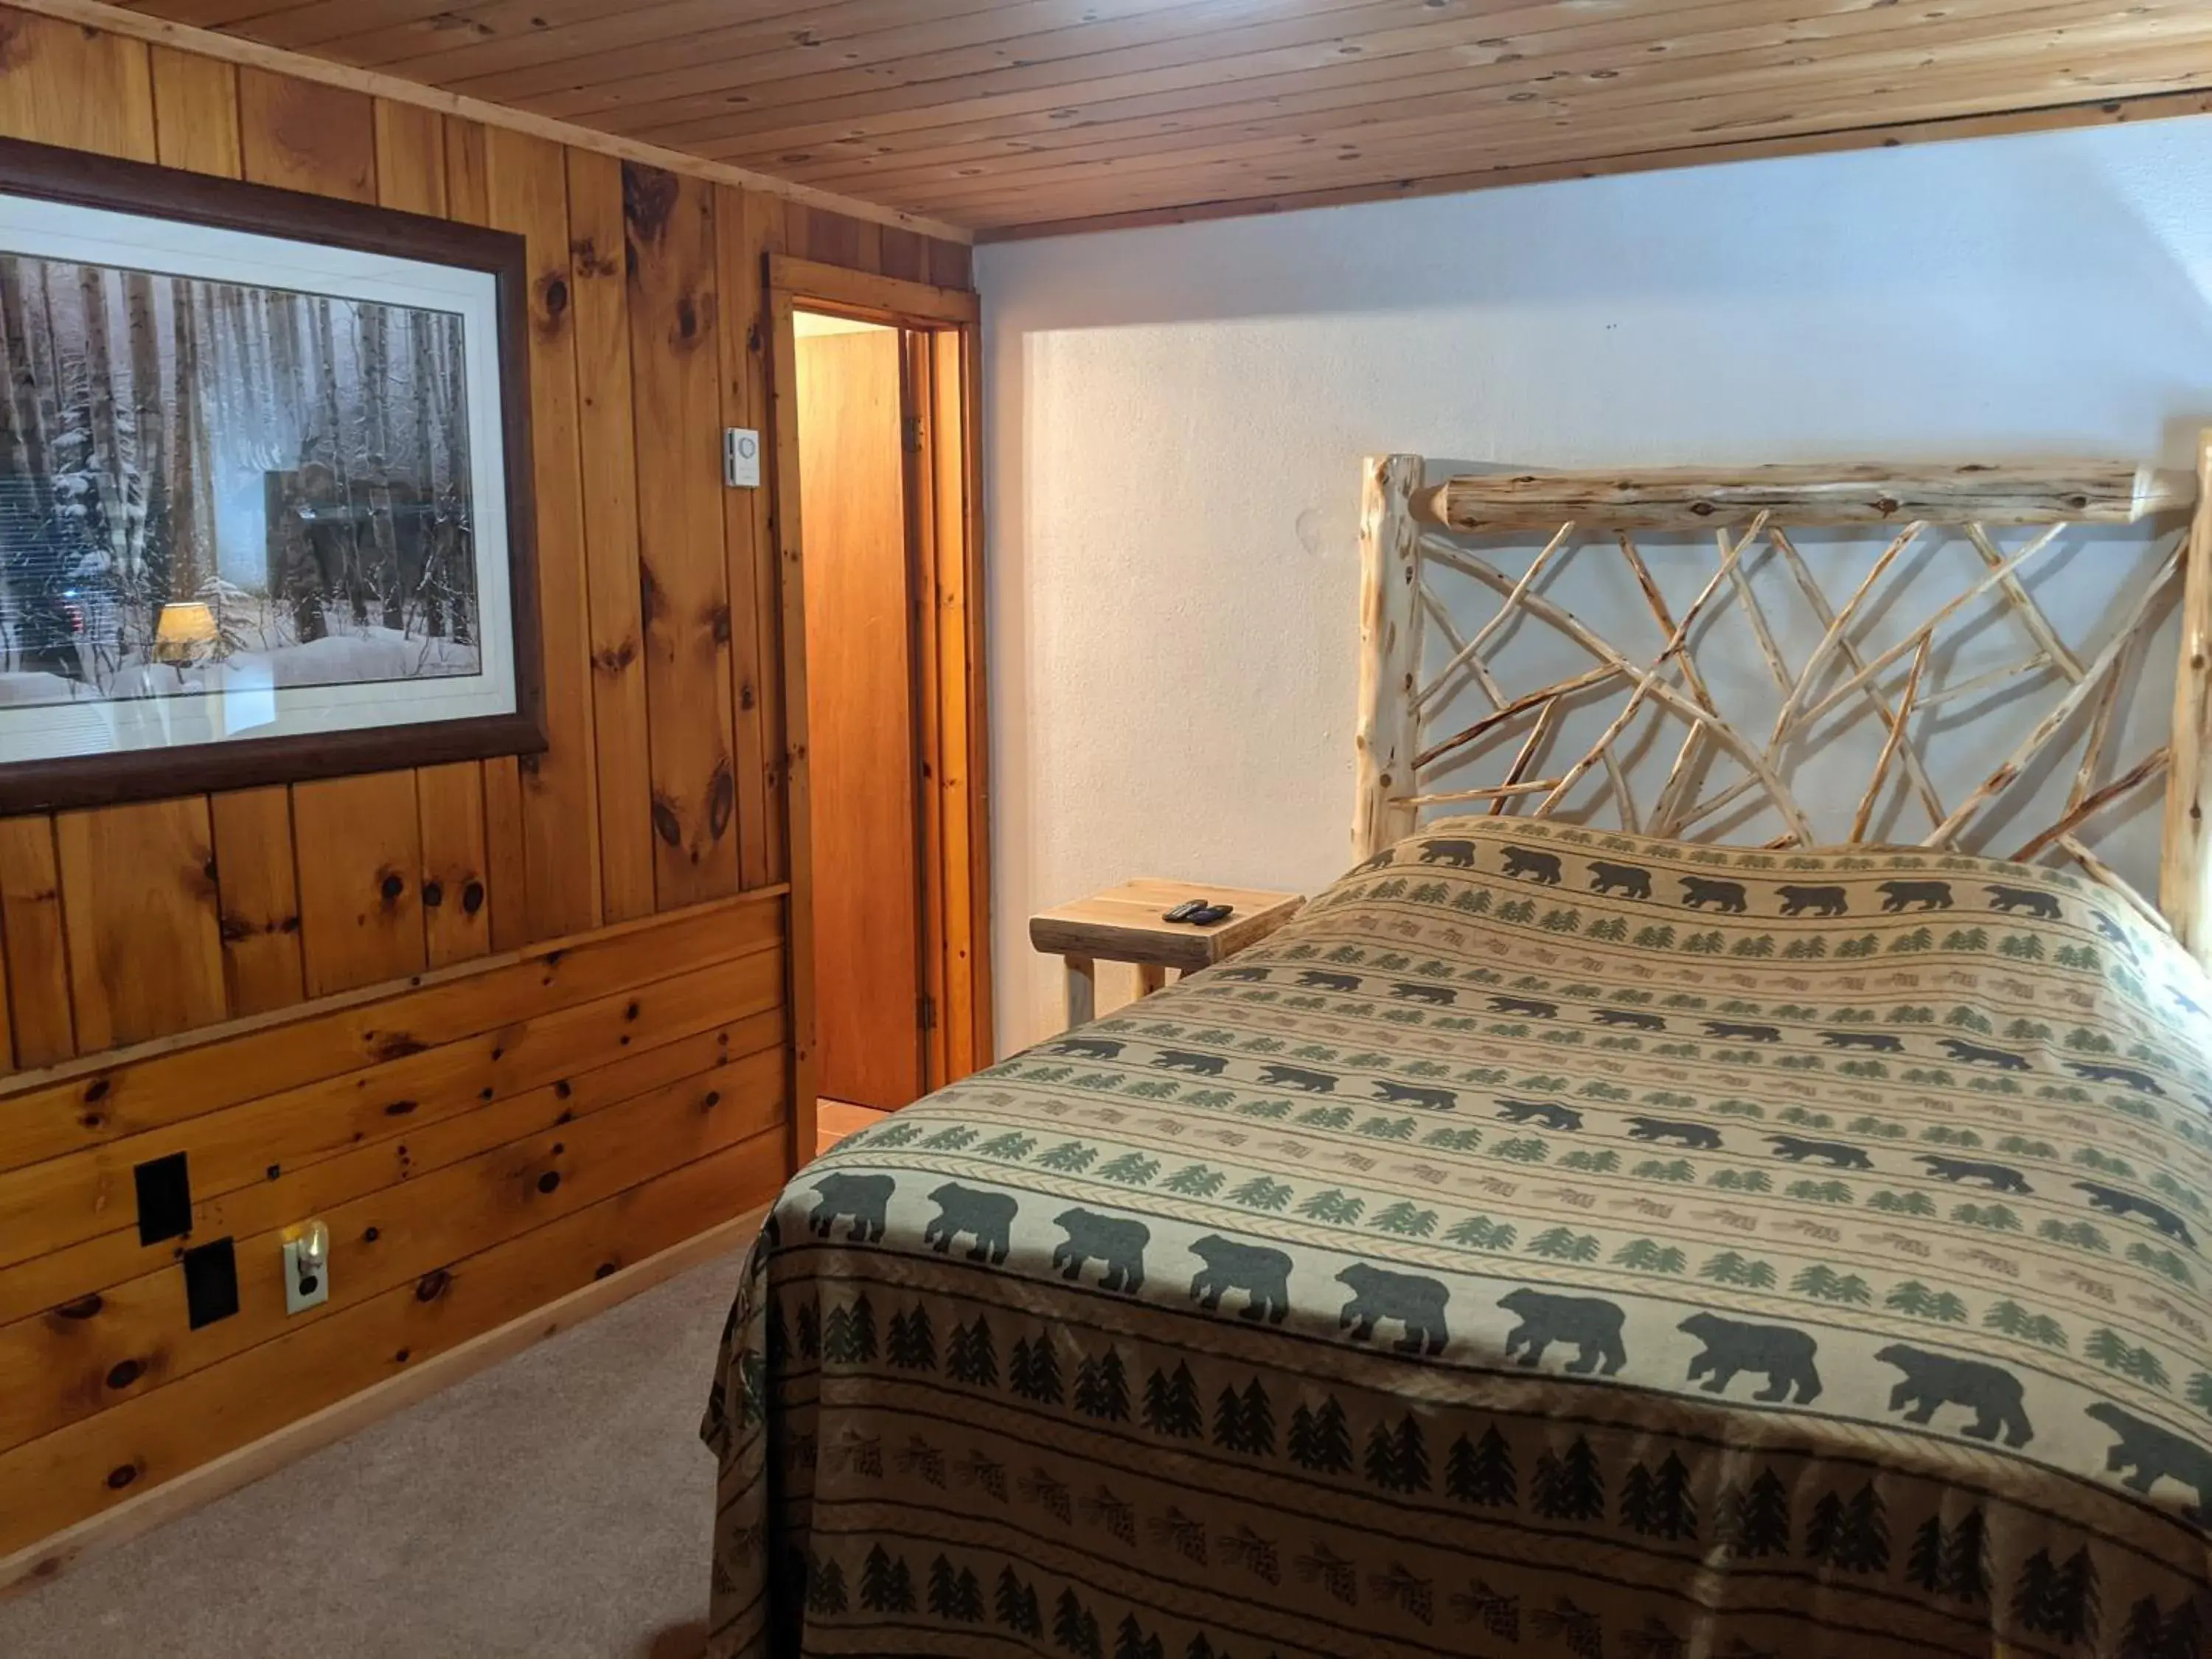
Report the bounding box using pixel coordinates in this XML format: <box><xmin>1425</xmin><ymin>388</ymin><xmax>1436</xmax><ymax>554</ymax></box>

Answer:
<box><xmin>980</xmin><ymin>86</ymin><xmax>2212</xmax><ymax>243</ymax></box>
<box><xmin>0</xmin><ymin>0</ymin><xmax>970</xmax><ymax>243</ymax></box>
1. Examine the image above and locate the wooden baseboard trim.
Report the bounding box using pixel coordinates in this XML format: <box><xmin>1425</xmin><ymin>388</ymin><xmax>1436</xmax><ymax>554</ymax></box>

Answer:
<box><xmin>0</xmin><ymin>1204</ymin><xmax>768</xmax><ymax>1602</ymax></box>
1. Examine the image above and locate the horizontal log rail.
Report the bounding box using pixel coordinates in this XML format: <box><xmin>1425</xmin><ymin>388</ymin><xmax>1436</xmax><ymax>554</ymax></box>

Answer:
<box><xmin>1417</xmin><ymin>460</ymin><xmax>2197</xmax><ymax>533</ymax></box>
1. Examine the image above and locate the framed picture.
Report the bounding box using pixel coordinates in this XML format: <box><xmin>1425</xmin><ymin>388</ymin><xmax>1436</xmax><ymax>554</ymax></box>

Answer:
<box><xmin>0</xmin><ymin>135</ymin><xmax>541</xmax><ymax>813</ymax></box>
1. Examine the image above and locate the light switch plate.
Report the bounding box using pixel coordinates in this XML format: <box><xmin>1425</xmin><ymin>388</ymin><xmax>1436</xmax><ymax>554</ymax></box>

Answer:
<box><xmin>723</xmin><ymin>427</ymin><xmax>760</xmax><ymax>488</ymax></box>
<box><xmin>283</xmin><ymin>1234</ymin><xmax>330</xmax><ymax>1315</ymax></box>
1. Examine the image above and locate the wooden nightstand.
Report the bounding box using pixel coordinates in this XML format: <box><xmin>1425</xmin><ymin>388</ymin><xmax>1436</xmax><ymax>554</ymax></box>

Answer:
<box><xmin>1029</xmin><ymin>879</ymin><xmax>1305</xmax><ymax>1029</ymax></box>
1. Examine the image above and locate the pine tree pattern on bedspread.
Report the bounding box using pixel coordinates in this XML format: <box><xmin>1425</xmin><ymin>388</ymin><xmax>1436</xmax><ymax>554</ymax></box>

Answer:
<box><xmin>703</xmin><ymin>820</ymin><xmax>2212</xmax><ymax>1658</ymax></box>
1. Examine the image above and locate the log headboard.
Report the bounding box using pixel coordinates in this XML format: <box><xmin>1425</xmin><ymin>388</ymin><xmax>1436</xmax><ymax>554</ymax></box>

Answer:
<box><xmin>1351</xmin><ymin>438</ymin><xmax>2212</xmax><ymax>964</ymax></box>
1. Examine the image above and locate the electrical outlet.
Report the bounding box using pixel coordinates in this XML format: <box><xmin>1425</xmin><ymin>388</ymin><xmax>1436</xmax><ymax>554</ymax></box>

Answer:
<box><xmin>282</xmin><ymin>1221</ymin><xmax>330</xmax><ymax>1315</ymax></box>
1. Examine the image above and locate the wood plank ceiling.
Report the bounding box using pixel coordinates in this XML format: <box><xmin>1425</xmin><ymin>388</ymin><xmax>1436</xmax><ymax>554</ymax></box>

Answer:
<box><xmin>114</xmin><ymin>0</ymin><xmax>2212</xmax><ymax>236</ymax></box>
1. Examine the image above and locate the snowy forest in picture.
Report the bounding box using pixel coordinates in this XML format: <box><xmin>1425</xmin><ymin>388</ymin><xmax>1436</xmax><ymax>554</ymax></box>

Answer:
<box><xmin>0</xmin><ymin>251</ymin><xmax>481</xmax><ymax>710</ymax></box>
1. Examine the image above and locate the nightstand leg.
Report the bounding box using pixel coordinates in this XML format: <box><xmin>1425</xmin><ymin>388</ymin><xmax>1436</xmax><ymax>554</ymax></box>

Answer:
<box><xmin>1135</xmin><ymin>963</ymin><xmax>1167</xmax><ymax>999</ymax></box>
<box><xmin>1064</xmin><ymin>954</ymin><xmax>1096</xmax><ymax>1028</ymax></box>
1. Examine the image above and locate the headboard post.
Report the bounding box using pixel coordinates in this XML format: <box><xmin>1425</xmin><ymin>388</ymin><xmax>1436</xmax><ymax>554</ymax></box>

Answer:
<box><xmin>1352</xmin><ymin>454</ymin><xmax>1425</xmax><ymax>860</ymax></box>
<box><xmin>2158</xmin><ymin>428</ymin><xmax>2212</xmax><ymax>965</ymax></box>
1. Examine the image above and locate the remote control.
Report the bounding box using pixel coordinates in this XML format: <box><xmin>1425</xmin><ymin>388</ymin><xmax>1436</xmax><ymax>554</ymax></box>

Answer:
<box><xmin>1162</xmin><ymin>899</ymin><xmax>1209</xmax><ymax>923</ymax></box>
<box><xmin>1187</xmin><ymin>903</ymin><xmax>1234</xmax><ymax>925</ymax></box>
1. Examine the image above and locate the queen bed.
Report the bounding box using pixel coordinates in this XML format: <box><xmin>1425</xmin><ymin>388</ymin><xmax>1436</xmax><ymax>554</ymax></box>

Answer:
<box><xmin>703</xmin><ymin>446</ymin><xmax>2212</xmax><ymax>1658</ymax></box>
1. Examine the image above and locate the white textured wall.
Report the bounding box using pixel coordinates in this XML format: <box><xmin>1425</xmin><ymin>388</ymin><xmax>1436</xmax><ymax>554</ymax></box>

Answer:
<box><xmin>977</xmin><ymin>119</ymin><xmax>2212</xmax><ymax>1055</ymax></box>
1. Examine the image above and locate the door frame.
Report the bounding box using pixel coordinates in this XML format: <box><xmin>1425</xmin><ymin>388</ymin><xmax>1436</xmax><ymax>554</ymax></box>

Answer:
<box><xmin>765</xmin><ymin>254</ymin><xmax>992</xmax><ymax>1167</ymax></box>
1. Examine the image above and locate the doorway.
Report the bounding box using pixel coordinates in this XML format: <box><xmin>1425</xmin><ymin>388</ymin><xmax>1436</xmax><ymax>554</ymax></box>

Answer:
<box><xmin>768</xmin><ymin>257</ymin><xmax>990</xmax><ymax>1164</ymax></box>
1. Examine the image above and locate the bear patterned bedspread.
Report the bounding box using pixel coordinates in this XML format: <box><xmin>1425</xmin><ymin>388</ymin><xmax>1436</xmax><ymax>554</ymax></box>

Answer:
<box><xmin>703</xmin><ymin>820</ymin><xmax>2212</xmax><ymax>1659</ymax></box>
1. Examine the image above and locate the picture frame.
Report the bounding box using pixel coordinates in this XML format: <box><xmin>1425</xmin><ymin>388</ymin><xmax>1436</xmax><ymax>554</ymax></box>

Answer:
<box><xmin>0</xmin><ymin>134</ymin><xmax>543</xmax><ymax>815</ymax></box>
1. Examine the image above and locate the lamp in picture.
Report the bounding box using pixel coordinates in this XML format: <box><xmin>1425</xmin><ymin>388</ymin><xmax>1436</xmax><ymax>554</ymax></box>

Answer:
<box><xmin>153</xmin><ymin>602</ymin><xmax>220</xmax><ymax>665</ymax></box>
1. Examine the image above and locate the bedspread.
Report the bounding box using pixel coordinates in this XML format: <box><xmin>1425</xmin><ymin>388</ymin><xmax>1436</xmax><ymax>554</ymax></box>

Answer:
<box><xmin>704</xmin><ymin>820</ymin><xmax>2212</xmax><ymax>1658</ymax></box>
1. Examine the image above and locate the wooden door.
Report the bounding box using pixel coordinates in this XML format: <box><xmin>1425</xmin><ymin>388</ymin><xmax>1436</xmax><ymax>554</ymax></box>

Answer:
<box><xmin>796</xmin><ymin>321</ymin><xmax>924</xmax><ymax>1109</ymax></box>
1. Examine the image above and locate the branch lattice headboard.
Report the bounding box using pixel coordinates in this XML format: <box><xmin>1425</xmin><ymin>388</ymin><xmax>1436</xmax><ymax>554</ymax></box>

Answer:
<box><xmin>1351</xmin><ymin>439</ymin><xmax>2212</xmax><ymax>964</ymax></box>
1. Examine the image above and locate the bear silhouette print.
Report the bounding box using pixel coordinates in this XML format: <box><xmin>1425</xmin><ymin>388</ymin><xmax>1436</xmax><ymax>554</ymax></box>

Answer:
<box><xmin>1879</xmin><ymin>879</ymin><xmax>1952</xmax><ymax>911</ymax></box>
<box><xmin>923</xmin><ymin>1183</ymin><xmax>1015</xmax><ymax>1265</ymax></box>
<box><xmin>1188</xmin><ymin>1234</ymin><xmax>1293</xmax><ymax>1323</ymax></box>
<box><xmin>1874</xmin><ymin>1344</ymin><xmax>2032</xmax><ymax>1446</ymax></box>
<box><xmin>2074</xmin><ymin>1181</ymin><xmax>2198</xmax><ymax>1248</ymax></box>
<box><xmin>808</xmin><ymin>1172</ymin><xmax>894</xmax><ymax>1243</ymax></box>
<box><xmin>1497</xmin><ymin>845</ymin><xmax>1561</xmax><ymax>883</ymax></box>
<box><xmin>1587</xmin><ymin>860</ymin><xmax>1652</xmax><ymax>900</ymax></box>
<box><xmin>2087</xmin><ymin>1402</ymin><xmax>2212</xmax><ymax>1519</ymax></box>
<box><xmin>1777</xmin><ymin>885</ymin><xmax>1847</xmax><ymax>917</ymax></box>
<box><xmin>1679</xmin><ymin>875</ymin><xmax>1747</xmax><ymax>913</ymax></box>
<box><xmin>1765</xmin><ymin>1134</ymin><xmax>1874</xmax><ymax>1169</ymax></box>
<box><xmin>1679</xmin><ymin>1313</ymin><xmax>1821</xmax><ymax>1403</ymax></box>
<box><xmin>1498</xmin><ymin>1287</ymin><xmax>1627</xmax><ymax>1376</ymax></box>
<box><xmin>1419</xmin><ymin>838</ymin><xmax>1483</xmax><ymax>870</ymax></box>
<box><xmin>1986</xmin><ymin>883</ymin><xmax>2062</xmax><ymax>919</ymax></box>
<box><xmin>1051</xmin><ymin>1035</ymin><xmax>1124</xmax><ymax>1060</ymax></box>
<box><xmin>1626</xmin><ymin>1117</ymin><xmax>1722</xmax><ymax>1151</ymax></box>
<box><xmin>1917</xmin><ymin>1154</ymin><xmax>2031</xmax><ymax>1193</ymax></box>
<box><xmin>1053</xmin><ymin>1208</ymin><xmax>1148</xmax><ymax>1293</ymax></box>
<box><xmin>1336</xmin><ymin>1263</ymin><xmax>1450</xmax><ymax>1354</ymax></box>
<box><xmin>1372</xmin><ymin>1079</ymin><xmax>1457</xmax><ymax>1110</ymax></box>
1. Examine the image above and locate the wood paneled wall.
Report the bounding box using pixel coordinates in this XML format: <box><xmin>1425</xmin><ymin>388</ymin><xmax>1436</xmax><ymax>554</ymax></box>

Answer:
<box><xmin>0</xmin><ymin>4</ymin><xmax>970</xmax><ymax>1561</ymax></box>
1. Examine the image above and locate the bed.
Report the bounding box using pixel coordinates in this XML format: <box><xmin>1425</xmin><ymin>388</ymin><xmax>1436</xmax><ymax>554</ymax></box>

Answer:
<box><xmin>704</xmin><ymin>446</ymin><xmax>2212</xmax><ymax>1658</ymax></box>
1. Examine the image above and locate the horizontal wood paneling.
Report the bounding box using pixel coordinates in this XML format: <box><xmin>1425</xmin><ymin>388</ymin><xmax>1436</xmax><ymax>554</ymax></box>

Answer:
<box><xmin>0</xmin><ymin>3</ymin><xmax>965</xmax><ymax>1564</ymax></box>
<box><xmin>0</xmin><ymin>889</ymin><xmax>787</xmax><ymax>1551</ymax></box>
<box><xmin>90</xmin><ymin>0</ymin><xmax>2212</xmax><ymax>234</ymax></box>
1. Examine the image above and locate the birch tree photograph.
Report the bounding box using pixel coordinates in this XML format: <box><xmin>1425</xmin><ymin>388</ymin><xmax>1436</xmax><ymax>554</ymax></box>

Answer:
<box><xmin>0</xmin><ymin>252</ymin><xmax>481</xmax><ymax>708</ymax></box>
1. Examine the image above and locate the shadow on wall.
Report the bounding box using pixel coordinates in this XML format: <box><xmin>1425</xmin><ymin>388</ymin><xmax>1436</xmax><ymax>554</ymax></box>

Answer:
<box><xmin>977</xmin><ymin>116</ymin><xmax>2212</xmax><ymax>1053</ymax></box>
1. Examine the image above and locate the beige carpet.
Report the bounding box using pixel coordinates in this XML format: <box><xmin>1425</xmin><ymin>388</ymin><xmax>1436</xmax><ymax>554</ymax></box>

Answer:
<box><xmin>0</xmin><ymin>1245</ymin><xmax>751</xmax><ymax>1659</ymax></box>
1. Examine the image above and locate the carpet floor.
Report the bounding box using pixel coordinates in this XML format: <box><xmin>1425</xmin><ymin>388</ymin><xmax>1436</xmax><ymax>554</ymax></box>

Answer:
<box><xmin>0</xmin><ymin>1245</ymin><xmax>751</xmax><ymax>1659</ymax></box>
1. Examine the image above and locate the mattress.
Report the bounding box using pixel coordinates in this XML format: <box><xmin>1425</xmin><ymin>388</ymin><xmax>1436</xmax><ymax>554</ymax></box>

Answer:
<box><xmin>703</xmin><ymin>819</ymin><xmax>2212</xmax><ymax>1658</ymax></box>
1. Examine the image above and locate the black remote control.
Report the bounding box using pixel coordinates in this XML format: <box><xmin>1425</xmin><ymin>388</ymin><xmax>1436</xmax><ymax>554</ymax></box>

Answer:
<box><xmin>1188</xmin><ymin>903</ymin><xmax>1234</xmax><ymax>925</ymax></box>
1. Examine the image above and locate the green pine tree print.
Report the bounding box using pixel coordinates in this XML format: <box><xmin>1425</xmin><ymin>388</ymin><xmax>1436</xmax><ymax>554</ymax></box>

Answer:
<box><xmin>1444</xmin><ymin>1427</ymin><xmax>1517</xmax><ymax>1507</ymax></box>
<box><xmin>1885</xmin><ymin>1281</ymin><xmax>1969</xmax><ymax>1323</ymax></box>
<box><xmin>1226</xmin><ymin>1175</ymin><xmax>1293</xmax><ymax>1210</ymax></box>
<box><xmin>1297</xmin><ymin>1189</ymin><xmax>1365</xmax><ymax>1225</ymax></box>
<box><xmin>1984</xmin><ymin>1301</ymin><xmax>2070</xmax><ymax>1351</ymax></box>
<box><xmin>1370</xmin><ymin>1200</ymin><xmax>1439</xmax><ymax>1237</ymax></box>
<box><xmin>1527</xmin><ymin>1226</ymin><xmax>1601</xmax><ymax>1262</ymax></box>
<box><xmin>1612</xmin><ymin>1239</ymin><xmax>1688</xmax><ymax>1273</ymax></box>
<box><xmin>1700</xmin><ymin>1252</ymin><xmax>1778</xmax><ymax>1288</ymax></box>
<box><xmin>1287</xmin><ymin>1398</ymin><xmax>1354</xmax><ymax>1475</ymax></box>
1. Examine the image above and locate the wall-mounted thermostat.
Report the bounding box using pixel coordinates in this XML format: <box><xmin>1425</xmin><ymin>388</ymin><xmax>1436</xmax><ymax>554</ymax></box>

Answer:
<box><xmin>724</xmin><ymin>427</ymin><xmax>761</xmax><ymax>489</ymax></box>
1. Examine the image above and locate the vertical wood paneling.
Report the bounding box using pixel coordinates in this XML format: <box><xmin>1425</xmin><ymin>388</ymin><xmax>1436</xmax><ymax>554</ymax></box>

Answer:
<box><xmin>237</xmin><ymin>65</ymin><xmax>373</xmax><ymax>201</ymax></box>
<box><xmin>292</xmin><ymin>771</ymin><xmax>427</xmax><ymax>998</ymax></box>
<box><xmin>486</xmin><ymin>125</ymin><xmax>600</xmax><ymax>939</ymax></box>
<box><xmin>147</xmin><ymin>45</ymin><xmax>240</xmax><ymax>176</ymax></box>
<box><xmin>745</xmin><ymin>189</ymin><xmax>790</xmax><ymax>883</ymax></box>
<box><xmin>438</xmin><ymin>114</ymin><xmax>531</xmax><ymax>957</ymax></box>
<box><xmin>371</xmin><ymin>98</ymin><xmax>446</xmax><ymax>215</ymax></box>
<box><xmin>929</xmin><ymin>239</ymin><xmax>975</xmax><ymax>291</ymax></box>
<box><xmin>417</xmin><ymin>762</ymin><xmax>491</xmax><ymax>967</ymax></box>
<box><xmin>209</xmin><ymin>787</ymin><xmax>305</xmax><ymax>1017</ymax></box>
<box><xmin>878</xmin><ymin>228</ymin><xmax>926</xmax><ymax>285</ymax></box>
<box><xmin>714</xmin><ymin>184</ymin><xmax>773</xmax><ymax>892</ymax></box>
<box><xmin>567</xmin><ymin>149</ymin><xmax>654</xmax><ymax>923</ymax></box>
<box><xmin>55</xmin><ymin>800</ymin><xmax>226</xmax><ymax>1051</ymax></box>
<box><xmin>0</xmin><ymin>7</ymin><xmax>154</xmax><ymax>161</ymax></box>
<box><xmin>625</xmin><ymin>164</ymin><xmax>737</xmax><ymax>908</ymax></box>
<box><xmin>0</xmin><ymin>817</ymin><xmax>71</xmax><ymax>1068</ymax></box>
<box><xmin>443</xmin><ymin>112</ymin><xmax>490</xmax><ymax>222</ymax></box>
<box><xmin>481</xmin><ymin>757</ymin><xmax>528</xmax><ymax>952</ymax></box>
